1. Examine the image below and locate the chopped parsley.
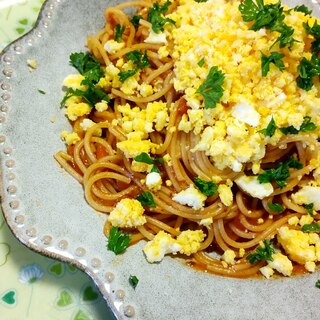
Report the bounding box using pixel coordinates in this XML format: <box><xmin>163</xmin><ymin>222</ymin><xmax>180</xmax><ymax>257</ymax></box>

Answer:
<box><xmin>129</xmin><ymin>275</ymin><xmax>139</xmax><ymax>289</ymax></box>
<box><xmin>293</xmin><ymin>5</ymin><xmax>312</xmax><ymax>16</ymax></box>
<box><xmin>107</xmin><ymin>226</ymin><xmax>131</xmax><ymax>255</ymax></box>
<box><xmin>296</xmin><ymin>54</ymin><xmax>320</xmax><ymax>91</ymax></box>
<box><xmin>246</xmin><ymin>240</ymin><xmax>274</xmax><ymax>264</ymax></box>
<box><xmin>304</xmin><ymin>203</ymin><xmax>314</xmax><ymax>216</ymax></box>
<box><xmin>316</xmin><ymin>279</ymin><xmax>320</xmax><ymax>289</ymax></box>
<box><xmin>118</xmin><ymin>69</ymin><xmax>138</xmax><ymax>82</ymax></box>
<box><xmin>258</xmin><ymin>117</ymin><xmax>277</xmax><ymax>137</ymax></box>
<box><xmin>69</xmin><ymin>52</ymin><xmax>102</xmax><ymax>83</ymax></box>
<box><xmin>134</xmin><ymin>152</ymin><xmax>163</xmax><ymax>173</ymax></box>
<box><xmin>257</xmin><ymin>156</ymin><xmax>303</xmax><ymax>189</ymax></box>
<box><xmin>147</xmin><ymin>1</ymin><xmax>175</xmax><ymax>33</ymax></box>
<box><xmin>114</xmin><ymin>24</ymin><xmax>126</xmax><ymax>42</ymax></box>
<box><xmin>238</xmin><ymin>0</ymin><xmax>297</xmax><ymax>49</ymax></box>
<box><xmin>197</xmin><ymin>58</ymin><xmax>205</xmax><ymax>67</ymax></box>
<box><xmin>303</xmin><ymin>21</ymin><xmax>320</xmax><ymax>54</ymax></box>
<box><xmin>267</xmin><ymin>202</ymin><xmax>285</xmax><ymax>213</ymax></box>
<box><xmin>126</xmin><ymin>50</ymin><xmax>151</xmax><ymax>69</ymax></box>
<box><xmin>301</xmin><ymin>223</ymin><xmax>320</xmax><ymax>233</ymax></box>
<box><xmin>280</xmin><ymin>116</ymin><xmax>317</xmax><ymax>135</ymax></box>
<box><xmin>194</xmin><ymin>0</ymin><xmax>208</xmax><ymax>2</ymax></box>
<box><xmin>118</xmin><ymin>50</ymin><xmax>151</xmax><ymax>82</ymax></box>
<box><xmin>38</xmin><ymin>89</ymin><xmax>46</xmax><ymax>94</ymax></box>
<box><xmin>261</xmin><ymin>51</ymin><xmax>285</xmax><ymax>77</ymax></box>
<box><xmin>136</xmin><ymin>191</ymin><xmax>156</xmax><ymax>208</ymax></box>
<box><xmin>131</xmin><ymin>15</ymin><xmax>142</xmax><ymax>29</ymax></box>
<box><xmin>61</xmin><ymin>52</ymin><xmax>109</xmax><ymax>107</ymax></box>
<box><xmin>196</xmin><ymin>66</ymin><xmax>225</xmax><ymax>109</ymax></box>
<box><xmin>194</xmin><ymin>177</ymin><xmax>218</xmax><ymax>196</ymax></box>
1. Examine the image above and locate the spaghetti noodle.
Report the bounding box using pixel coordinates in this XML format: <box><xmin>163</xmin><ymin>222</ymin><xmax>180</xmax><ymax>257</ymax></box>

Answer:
<box><xmin>55</xmin><ymin>0</ymin><xmax>320</xmax><ymax>278</ymax></box>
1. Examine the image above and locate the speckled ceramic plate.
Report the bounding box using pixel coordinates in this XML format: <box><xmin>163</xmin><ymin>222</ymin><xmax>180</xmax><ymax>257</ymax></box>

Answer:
<box><xmin>1</xmin><ymin>0</ymin><xmax>320</xmax><ymax>319</ymax></box>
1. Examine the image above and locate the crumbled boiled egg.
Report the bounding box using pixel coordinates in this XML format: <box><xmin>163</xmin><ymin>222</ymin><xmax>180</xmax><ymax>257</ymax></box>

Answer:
<box><xmin>277</xmin><ymin>226</ymin><xmax>320</xmax><ymax>265</ymax></box>
<box><xmin>103</xmin><ymin>39</ymin><xmax>125</xmax><ymax>54</ymax></box>
<box><xmin>176</xmin><ymin>230</ymin><xmax>205</xmax><ymax>256</ymax></box>
<box><xmin>235</xmin><ymin>175</ymin><xmax>274</xmax><ymax>200</ymax></box>
<box><xmin>63</xmin><ymin>74</ymin><xmax>87</xmax><ymax>91</ymax></box>
<box><xmin>143</xmin><ymin>231</ymin><xmax>182</xmax><ymax>263</ymax></box>
<box><xmin>217</xmin><ymin>183</ymin><xmax>233</xmax><ymax>206</ymax></box>
<box><xmin>199</xmin><ymin>217</ymin><xmax>213</xmax><ymax>227</ymax></box>
<box><xmin>221</xmin><ymin>249</ymin><xmax>236</xmax><ymax>264</ymax></box>
<box><xmin>117</xmin><ymin>132</ymin><xmax>158</xmax><ymax>158</ymax></box>
<box><xmin>231</xmin><ymin>102</ymin><xmax>261</xmax><ymax>127</ymax></box>
<box><xmin>145</xmin><ymin>30</ymin><xmax>167</xmax><ymax>44</ymax></box>
<box><xmin>80</xmin><ymin>119</ymin><xmax>102</xmax><ymax>136</ymax></box>
<box><xmin>61</xmin><ymin>131</ymin><xmax>80</xmax><ymax>145</ymax></box>
<box><xmin>108</xmin><ymin>198</ymin><xmax>146</xmax><ymax>228</ymax></box>
<box><xmin>65</xmin><ymin>102</ymin><xmax>91</xmax><ymax>121</ymax></box>
<box><xmin>267</xmin><ymin>252</ymin><xmax>293</xmax><ymax>277</ymax></box>
<box><xmin>146</xmin><ymin>172</ymin><xmax>162</xmax><ymax>191</ymax></box>
<box><xmin>172</xmin><ymin>184</ymin><xmax>207</xmax><ymax>210</ymax></box>
<box><xmin>291</xmin><ymin>186</ymin><xmax>320</xmax><ymax>210</ymax></box>
<box><xmin>95</xmin><ymin>100</ymin><xmax>109</xmax><ymax>112</ymax></box>
<box><xmin>27</xmin><ymin>59</ymin><xmax>37</xmax><ymax>70</ymax></box>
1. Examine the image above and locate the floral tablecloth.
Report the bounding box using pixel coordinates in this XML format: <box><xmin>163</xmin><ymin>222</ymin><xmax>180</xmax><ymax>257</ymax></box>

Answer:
<box><xmin>0</xmin><ymin>1</ymin><xmax>112</xmax><ymax>319</ymax></box>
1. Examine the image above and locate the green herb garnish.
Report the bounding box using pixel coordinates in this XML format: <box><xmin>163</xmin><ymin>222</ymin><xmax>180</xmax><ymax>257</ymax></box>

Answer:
<box><xmin>301</xmin><ymin>223</ymin><xmax>320</xmax><ymax>233</ymax></box>
<box><xmin>118</xmin><ymin>69</ymin><xmax>138</xmax><ymax>82</ymax></box>
<box><xmin>38</xmin><ymin>89</ymin><xmax>46</xmax><ymax>94</ymax></box>
<box><xmin>196</xmin><ymin>66</ymin><xmax>225</xmax><ymax>109</ymax></box>
<box><xmin>129</xmin><ymin>275</ymin><xmax>139</xmax><ymax>289</ymax></box>
<box><xmin>114</xmin><ymin>24</ymin><xmax>126</xmax><ymax>42</ymax></box>
<box><xmin>147</xmin><ymin>1</ymin><xmax>175</xmax><ymax>33</ymax></box>
<box><xmin>107</xmin><ymin>226</ymin><xmax>131</xmax><ymax>255</ymax></box>
<box><xmin>134</xmin><ymin>152</ymin><xmax>163</xmax><ymax>173</ymax></box>
<box><xmin>61</xmin><ymin>52</ymin><xmax>109</xmax><ymax>107</ymax></box>
<box><xmin>304</xmin><ymin>203</ymin><xmax>314</xmax><ymax>216</ymax></box>
<box><xmin>296</xmin><ymin>55</ymin><xmax>320</xmax><ymax>90</ymax></box>
<box><xmin>246</xmin><ymin>240</ymin><xmax>274</xmax><ymax>264</ymax></box>
<box><xmin>197</xmin><ymin>58</ymin><xmax>205</xmax><ymax>67</ymax></box>
<box><xmin>194</xmin><ymin>177</ymin><xmax>218</xmax><ymax>196</ymax></box>
<box><xmin>257</xmin><ymin>156</ymin><xmax>303</xmax><ymax>188</ymax></box>
<box><xmin>131</xmin><ymin>15</ymin><xmax>142</xmax><ymax>29</ymax></box>
<box><xmin>316</xmin><ymin>279</ymin><xmax>320</xmax><ymax>288</ymax></box>
<box><xmin>267</xmin><ymin>202</ymin><xmax>285</xmax><ymax>213</ymax></box>
<box><xmin>136</xmin><ymin>191</ymin><xmax>156</xmax><ymax>208</ymax></box>
<box><xmin>239</xmin><ymin>0</ymin><xmax>297</xmax><ymax>49</ymax></box>
<box><xmin>261</xmin><ymin>51</ymin><xmax>285</xmax><ymax>77</ymax></box>
<box><xmin>303</xmin><ymin>21</ymin><xmax>320</xmax><ymax>54</ymax></box>
<box><xmin>280</xmin><ymin>116</ymin><xmax>317</xmax><ymax>135</ymax></box>
<box><xmin>126</xmin><ymin>50</ymin><xmax>151</xmax><ymax>69</ymax></box>
<box><xmin>258</xmin><ymin>117</ymin><xmax>277</xmax><ymax>137</ymax></box>
<box><xmin>70</xmin><ymin>52</ymin><xmax>102</xmax><ymax>84</ymax></box>
<box><xmin>293</xmin><ymin>5</ymin><xmax>312</xmax><ymax>16</ymax></box>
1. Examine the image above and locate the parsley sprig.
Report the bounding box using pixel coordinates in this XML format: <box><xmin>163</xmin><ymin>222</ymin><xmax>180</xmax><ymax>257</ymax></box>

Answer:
<box><xmin>134</xmin><ymin>152</ymin><xmax>163</xmax><ymax>173</ymax></box>
<box><xmin>296</xmin><ymin>54</ymin><xmax>320</xmax><ymax>91</ymax></box>
<box><xmin>129</xmin><ymin>275</ymin><xmax>139</xmax><ymax>289</ymax></box>
<box><xmin>304</xmin><ymin>203</ymin><xmax>314</xmax><ymax>216</ymax></box>
<box><xmin>114</xmin><ymin>24</ymin><xmax>126</xmax><ymax>42</ymax></box>
<box><xmin>196</xmin><ymin>66</ymin><xmax>225</xmax><ymax>109</ymax></box>
<box><xmin>246</xmin><ymin>240</ymin><xmax>274</xmax><ymax>264</ymax></box>
<box><xmin>301</xmin><ymin>223</ymin><xmax>320</xmax><ymax>233</ymax></box>
<box><xmin>279</xmin><ymin>116</ymin><xmax>317</xmax><ymax>134</ymax></box>
<box><xmin>107</xmin><ymin>226</ymin><xmax>131</xmax><ymax>255</ymax></box>
<box><xmin>194</xmin><ymin>178</ymin><xmax>218</xmax><ymax>196</ymax></box>
<box><xmin>136</xmin><ymin>191</ymin><xmax>156</xmax><ymax>208</ymax></box>
<box><xmin>147</xmin><ymin>1</ymin><xmax>175</xmax><ymax>33</ymax></box>
<box><xmin>261</xmin><ymin>51</ymin><xmax>285</xmax><ymax>77</ymax></box>
<box><xmin>239</xmin><ymin>0</ymin><xmax>297</xmax><ymax>49</ymax></box>
<box><xmin>303</xmin><ymin>21</ymin><xmax>320</xmax><ymax>55</ymax></box>
<box><xmin>258</xmin><ymin>117</ymin><xmax>277</xmax><ymax>137</ymax></box>
<box><xmin>118</xmin><ymin>50</ymin><xmax>151</xmax><ymax>82</ymax></box>
<box><xmin>258</xmin><ymin>156</ymin><xmax>303</xmax><ymax>189</ymax></box>
<box><xmin>267</xmin><ymin>202</ymin><xmax>285</xmax><ymax>213</ymax></box>
<box><xmin>61</xmin><ymin>52</ymin><xmax>109</xmax><ymax>107</ymax></box>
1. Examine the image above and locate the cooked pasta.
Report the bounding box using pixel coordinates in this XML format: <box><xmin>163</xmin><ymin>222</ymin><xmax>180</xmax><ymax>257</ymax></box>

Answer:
<box><xmin>55</xmin><ymin>0</ymin><xmax>320</xmax><ymax>278</ymax></box>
